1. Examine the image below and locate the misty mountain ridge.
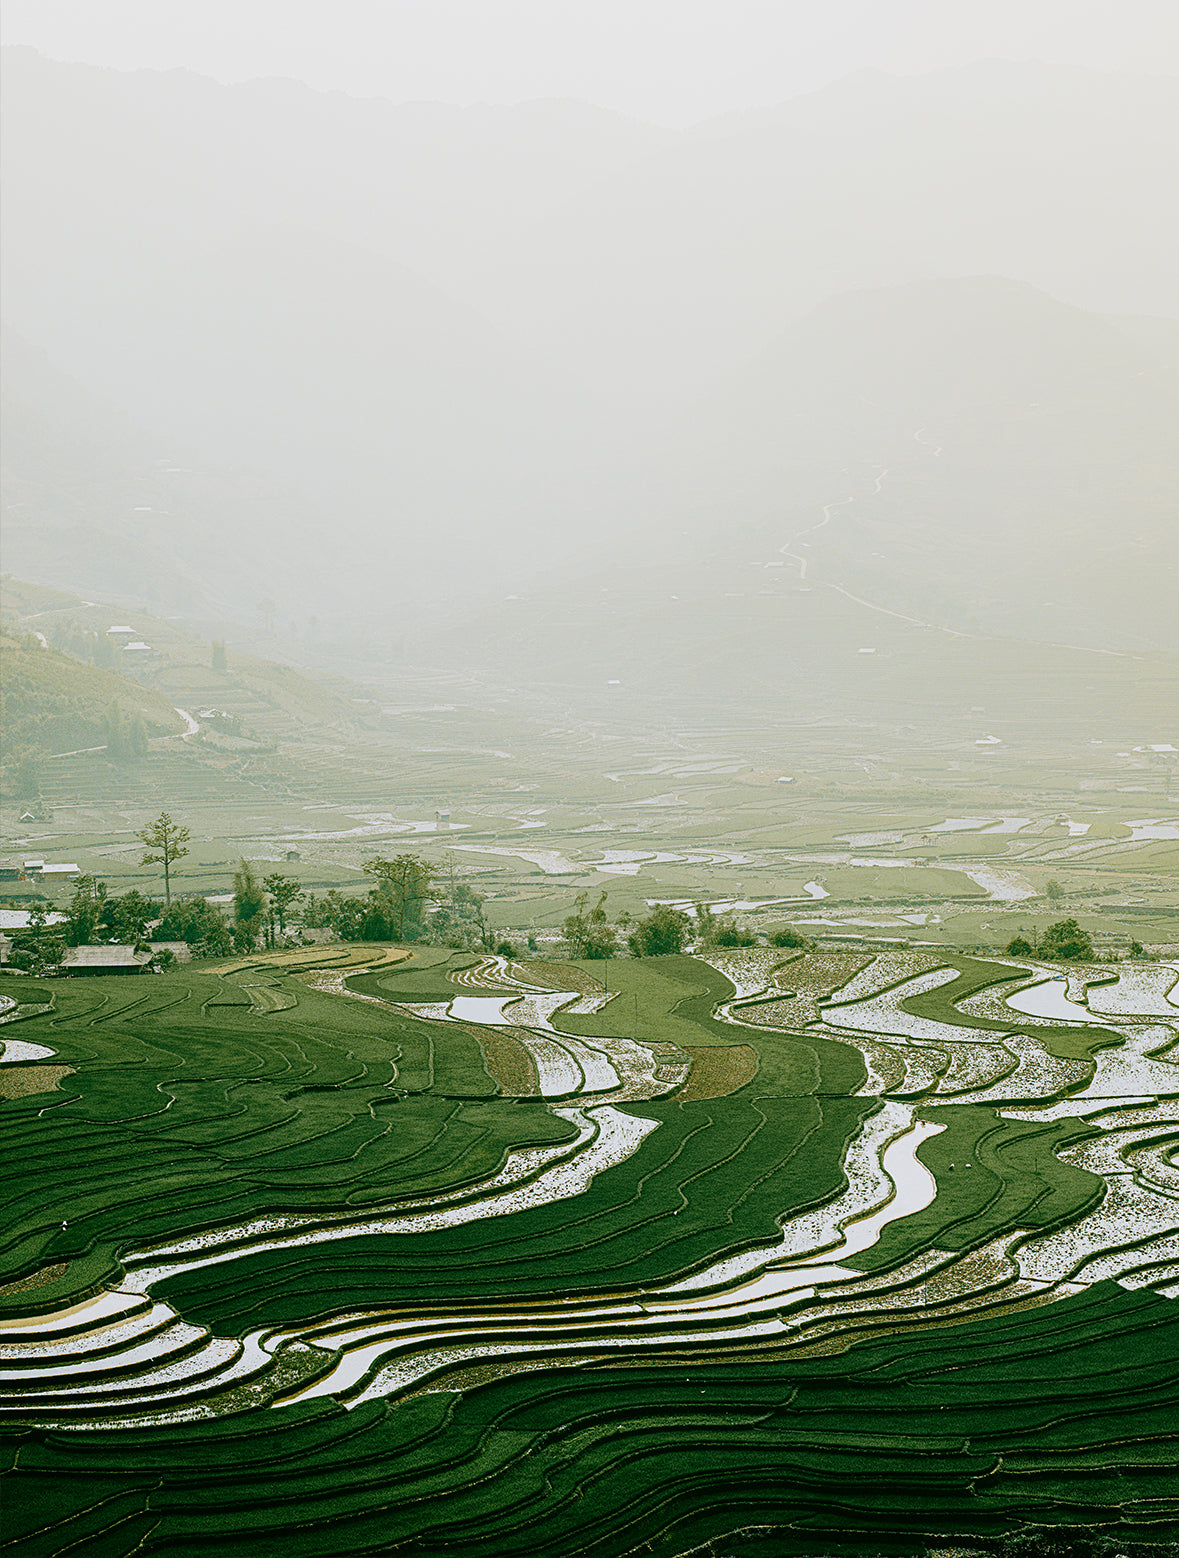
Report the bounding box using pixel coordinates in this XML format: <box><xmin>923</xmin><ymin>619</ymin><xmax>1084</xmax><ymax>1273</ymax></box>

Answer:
<box><xmin>1</xmin><ymin>47</ymin><xmax>1175</xmax><ymax>668</ymax></box>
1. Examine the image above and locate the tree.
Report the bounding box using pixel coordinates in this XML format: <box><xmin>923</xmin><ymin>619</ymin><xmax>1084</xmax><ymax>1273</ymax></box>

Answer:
<box><xmin>4</xmin><ymin>746</ymin><xmax>43</xmax><ymax>806</ymax></box>
<box><xmin>156</xmin><ymin>895</ymin><xmax>229</xmax><ymax>956</ymax></box>
<box><xmin>1045</xmin><ymin>879</ymin><xmax>1065</xmax><ymax>904</ymax></box>
<box><xmin>563</xmin><ymin>891</ymin><xmax>617</xmax><ymax>960</ymax></box>
<box><xmin>263</xmin><ymin>873</ymin><xmax>303</xmax><ymax>936</ymax></box>
<box><xmin>63</xmin><ymin>875</ymin><xmax>107</xmax><ymax>946</ymax></box>
<box><xmin>363</xmin><ymin>854</ymin><xmax>435</xmax><ymax>940</ymax></box>
<box><xmin>233</xmin><ymin>859</ymin><xmax>266</xmax><ymax>952</ymax></box>
<box><xmin>1005</xmin><ymin>935</ymin><xmax>1035</xmax><ymax>957</ymax></box>
<box><xmin>708</xmin><ymin>915</ymin><xmax>755</xmax><ymax>948</ymax></box>
<box><xmin>628</xmin><ymin>905</ymin><xmax>691</xmax><ymax>957</ymax></box>
<box><xmin>106</xmin><ymin>889</ymin><xmax>158</xmax><ymax>944</ymax></box>
<box><xmin>137</xmin><ymin>812</ymin><xmax>191</xmax><ymax>905</ymax></box>
<box><xmin>1038</xmin><ymin>918</ymin><xmax>1096</xmax><ymax>963</ymax></box>
<box><xmin>211</xmin><ymin>640</ymin><xmax>227</xmax><ymax>673</ymax></box>
<box><xmin>769</xmin><ymin>927</ymin><xmax>811</xmax><ymax>949</ymax></box>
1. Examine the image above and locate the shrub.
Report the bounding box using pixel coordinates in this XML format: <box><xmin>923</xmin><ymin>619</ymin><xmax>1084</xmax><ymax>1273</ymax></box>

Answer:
<box><xmin>628</xmin><ymin>906</ymin><xmax>692</xmax><ymax>957</ymax></box>
<box><xmin>1039</xmin><ymin>918</ymin><xmax>1096</xmax><ymax>962</ymax></box>
<box><xmin>769</xmin><ymin>927</ymin><xmax>810</xmax><ymax>949</ymax></box>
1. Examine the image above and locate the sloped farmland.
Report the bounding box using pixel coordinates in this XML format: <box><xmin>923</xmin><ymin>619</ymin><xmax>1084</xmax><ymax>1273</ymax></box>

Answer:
<box><xmin>1</xmin><ymin>947</ymin><xmax>1176</xmax><ymax>1555</ymax></box>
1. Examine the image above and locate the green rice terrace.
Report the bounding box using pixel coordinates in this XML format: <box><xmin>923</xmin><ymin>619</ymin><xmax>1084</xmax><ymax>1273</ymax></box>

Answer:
<box><xmin>2</xmin><ymin>940</ymin><xmax>1177</xmax><ymax>1555</ymax></box>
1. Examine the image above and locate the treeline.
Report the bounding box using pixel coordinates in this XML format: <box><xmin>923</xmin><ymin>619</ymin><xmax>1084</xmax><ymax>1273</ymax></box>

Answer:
<box><xmin>302</xmin><ymin>854</ymin><xmax>517</xmax><ymax>953</ymax></box>
<box><xmin>561</xmin><ymin>893</ymin><xmax>813</xmax><ymax>959</ymax></box>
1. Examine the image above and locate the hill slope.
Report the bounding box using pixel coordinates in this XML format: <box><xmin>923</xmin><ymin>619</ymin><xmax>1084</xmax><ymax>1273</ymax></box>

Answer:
<box><xmin>0</xmin><ymin>633</ymin><xmax>182</xmax><ymax>757</ymax></box>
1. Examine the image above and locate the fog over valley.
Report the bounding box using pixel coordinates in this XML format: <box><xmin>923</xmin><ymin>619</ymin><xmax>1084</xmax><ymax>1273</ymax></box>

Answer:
<box><xmin>3</xmin><ymin>45</ymin><xmax>1176</xmax><ymax>668</ymax></box>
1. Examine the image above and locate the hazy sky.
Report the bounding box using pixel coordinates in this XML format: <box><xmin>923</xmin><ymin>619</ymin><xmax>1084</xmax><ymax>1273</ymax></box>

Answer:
<box><xmin>4</xmin><ymin>0</ymin><xmax>1177</xmax><ymax>122</ymax></box>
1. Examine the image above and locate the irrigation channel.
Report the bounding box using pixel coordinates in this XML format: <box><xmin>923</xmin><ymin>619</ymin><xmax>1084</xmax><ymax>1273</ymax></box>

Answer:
<box><xmin>1</xmin><ymin>952</ymin><xmax>1177</xmax><ymax>1428</ymax></box>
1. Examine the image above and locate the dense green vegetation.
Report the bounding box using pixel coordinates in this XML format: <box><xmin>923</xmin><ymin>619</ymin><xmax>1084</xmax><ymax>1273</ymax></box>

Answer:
<box><xmin>0</xmin><ymin>968</ymin><xmax>561</xmax><ymax>1313</ymax></box>
<box><xmin>1</xmin><ymin>942</ymin><xmax>1175</xmax><ymax>1554</ymax></box>
<box><xmin>0</xmin><ymin>632</ymin><xmax>180</xmax><ymax>760</ymax></box>
<box><xmin>4</xmin><ymin>1284</ymin><xmax>1176</xmax><ymax>1556</ymax></box>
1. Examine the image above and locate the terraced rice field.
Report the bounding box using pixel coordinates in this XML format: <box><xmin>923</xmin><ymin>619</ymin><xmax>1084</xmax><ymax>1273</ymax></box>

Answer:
<box><xmin>1</xmin><ymin>944</ymin><xmax>1177</xmax><ymax>1555</ymax></box>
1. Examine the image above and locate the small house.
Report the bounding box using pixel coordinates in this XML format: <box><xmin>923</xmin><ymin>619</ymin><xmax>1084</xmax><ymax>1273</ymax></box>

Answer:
<box><xmin>60</xmin><ymin>945</ymin><xmax>151</xmax><ymax>975</ymax></box>
<box><xmin>106</xmin><ymin>626</ymin><xmax>135</xmax><ymax>636</ymax></box>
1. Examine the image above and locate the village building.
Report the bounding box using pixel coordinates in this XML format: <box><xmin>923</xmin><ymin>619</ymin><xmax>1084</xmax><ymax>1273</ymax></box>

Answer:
<box><xmin>60</xmin><ymin>945</ymin><xmax>152</xmax><ymax>975</ymax></box>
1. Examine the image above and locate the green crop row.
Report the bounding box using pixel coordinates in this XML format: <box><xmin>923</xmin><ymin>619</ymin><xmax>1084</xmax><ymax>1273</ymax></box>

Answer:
<box><xmin>4</xmin><ymin>1283</ymin><xmax>1175</xmax><ymax>1556</ymax></box>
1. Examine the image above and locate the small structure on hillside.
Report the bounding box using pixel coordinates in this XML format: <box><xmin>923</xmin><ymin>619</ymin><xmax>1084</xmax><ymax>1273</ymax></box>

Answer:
<box><xmin>148</xmin><ymin>941</ymin><xmax>192</xmax><ymax>964</ymax></box>
<box><xmin>106</xmin><ymin>626</ymin><xmax>135</xmax><ymax>637</ymax></box>
<box><xmin>60</xmin><ymin>945</ymin><xmax>152</xmax><ymax>975</ymax></box>
<box><xmin>285</xmin><ymin>848</ymin><xmax>301</xmax><ymax>862</ymax></box>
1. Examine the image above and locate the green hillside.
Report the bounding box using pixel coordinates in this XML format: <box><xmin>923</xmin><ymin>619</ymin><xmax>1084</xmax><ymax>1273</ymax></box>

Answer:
<box><xmin>0</xmin><ymin>632</ymin><xmax>181</xmax><ymax>755</ymax></box>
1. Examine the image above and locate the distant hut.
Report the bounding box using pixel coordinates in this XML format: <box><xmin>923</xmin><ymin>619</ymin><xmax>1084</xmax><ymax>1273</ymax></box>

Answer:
<box><xmin>60</xmin><ymin>945</ymin><xmax>151</xmax><ymax>975</ymax></box>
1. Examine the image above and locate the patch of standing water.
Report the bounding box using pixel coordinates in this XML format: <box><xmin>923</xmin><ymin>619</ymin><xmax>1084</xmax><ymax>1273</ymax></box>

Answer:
<box><xmin>0</xmin><ymin>1037</ymin><xmax>56</xmax><ymax>1062</ymax></box>
<box><xmin>1126</xmin><ymin>819</ymin><xmax>1179</xmax><ymax>842</ymax></box>
<box><xmin>1005</xmin><ymin>978</ymin><xmax>1094</xmax><ymax>1024</ymax></box>
<box><xmin>453</xmin><ymin>844</ymin><xmax>579</xmax><ymax>874</ymax></box>
<box><xmin>958</xmin><ymin>865</ymin><xmax>1038</xmax><ymax>901</ymax></box>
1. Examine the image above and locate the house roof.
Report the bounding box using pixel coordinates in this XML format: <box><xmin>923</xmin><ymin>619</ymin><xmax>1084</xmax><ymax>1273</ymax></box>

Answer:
<box><xmin>61</xmin><ymin>945</ymin><xmax>151</xmax><ymax>970</ymax></box>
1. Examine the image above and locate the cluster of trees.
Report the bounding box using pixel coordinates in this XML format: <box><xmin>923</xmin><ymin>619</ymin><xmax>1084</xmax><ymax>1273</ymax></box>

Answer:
<box><xmin>3</xmin><ymin>906</ymin><xmax>67</xmax><ymax>974</ymax></box>
<box><xmin>60</xmin><ymin>876</ymin><xmax>156</xmax><ymax>946</ymax></box>
<box><xmin>105</xmin><ymin>702</ymin><xmax>149</xmax><ymax>762</ymax></box>
<box><xmin>1005</xmin><ymin>919</ymin><xmax>1097</xmax><ymax>962</ymax></box>
<box><xmin>301</xmin><ymin>854</ymin><xmax>511</xmax><ymax>952</ymax></box>
<box><xmin>3</xmin><ymin>877</ymin><xmax>163</xmax><ymax>973</ymax></box>
<box><xmin>2</xmin><ymin>746</ymin><xmax>44</xmax><ymax>807</ymax></box>
<box><xmin>561</xmin><ymin>894</ymin><xmax>813</xmax><ymax>960</ymax></box>
<box><xmin>48</xmin><ymin>622</ymin><xmax>117</xmax><ymax>669</ymax></box>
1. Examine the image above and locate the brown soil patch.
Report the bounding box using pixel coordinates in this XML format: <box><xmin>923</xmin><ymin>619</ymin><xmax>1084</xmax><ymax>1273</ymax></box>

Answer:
<box><xmin>472</xmin><ymin>1028</ymin><xmax>540</xmax><ymax>1096</ymax></box>
<box><xmin>0</xmin><ymin>1064</ymin><xmax>75</xmax><ymax>1100</ymax></box>
<box><xmin>519</xmin><ymin>960</ymin><xmax>603</xmax><ymax>996</ymax></box>
<box><xmin>0</xmin><ymin>1262</ymin><xmax>68</xmax><ymax>1298</ymax></box>
<box><xmin>674</xmin><ymin>1044</ymin><xmax>757</xmax><ymax>1101</ymax></box>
